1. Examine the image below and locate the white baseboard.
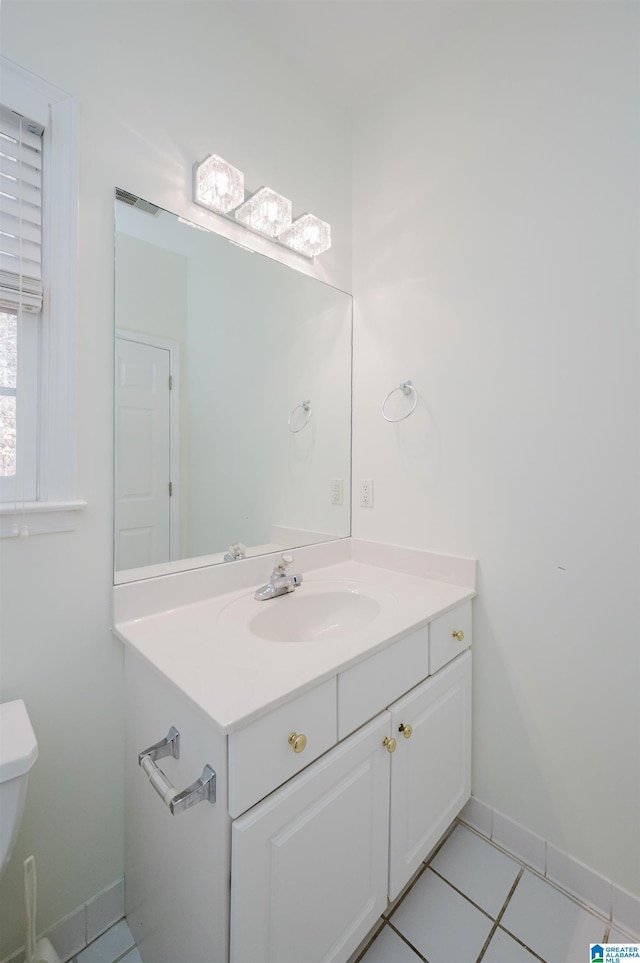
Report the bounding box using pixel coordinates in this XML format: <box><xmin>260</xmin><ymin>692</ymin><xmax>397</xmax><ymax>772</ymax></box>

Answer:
<box><xmin>459</xmin><ymin>797</ymin><xmax>640</xmax><ymax>940</ymax></box>
<box><xmin>1</xmin><ymin>877</ymin><xmax>125</xmax><ymax>963</ymax></box>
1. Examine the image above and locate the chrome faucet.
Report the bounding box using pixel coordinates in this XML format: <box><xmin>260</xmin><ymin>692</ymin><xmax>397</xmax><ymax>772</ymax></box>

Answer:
<box><xmin>224</xmin><ymin>541</ymin><xmax>246</xmax><ymax>562</ymax></box>
<box><xmin>254</xmin><ymin>554</ymin><xmax>303</xmax><ymax>601</ymax></box>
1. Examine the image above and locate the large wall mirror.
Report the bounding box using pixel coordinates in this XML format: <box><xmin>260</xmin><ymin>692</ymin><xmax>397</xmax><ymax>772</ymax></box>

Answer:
<box><xmin>114</xmin><ymin>191</ymin><xmax>352</xmax><ymax>583</ymax></box>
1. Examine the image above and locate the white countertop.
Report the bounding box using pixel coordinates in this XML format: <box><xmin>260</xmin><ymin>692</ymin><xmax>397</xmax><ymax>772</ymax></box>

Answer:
<box><xmin>114</xmin><ymin>552</ymin><xmax>475</xmax><ymax>734</ymax></box>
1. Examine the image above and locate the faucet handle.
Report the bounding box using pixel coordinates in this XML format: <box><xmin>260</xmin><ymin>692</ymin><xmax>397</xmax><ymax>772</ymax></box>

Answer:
<box><xmin>273</xmin><ymin>553</ymin><xmax>294</xmax><ymax>576</ymax></box>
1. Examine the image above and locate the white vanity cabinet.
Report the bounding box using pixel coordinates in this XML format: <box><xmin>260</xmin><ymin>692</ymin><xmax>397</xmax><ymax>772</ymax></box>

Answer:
<box><xmin>229</xmin><ymin>611</ymin><xmax>472</xmax><ymax>963</ymax></box>
<box><xmin>122</xmin><ymin>590</ymin><xmax>472</xmax><ymax>963</ymax></box>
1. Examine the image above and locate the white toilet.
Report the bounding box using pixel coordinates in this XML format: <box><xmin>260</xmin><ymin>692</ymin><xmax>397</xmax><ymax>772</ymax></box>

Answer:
<box><xmin>0</xmin><ymin>699</ymin><xmax>38</xmax><ymax>877</ymax></box>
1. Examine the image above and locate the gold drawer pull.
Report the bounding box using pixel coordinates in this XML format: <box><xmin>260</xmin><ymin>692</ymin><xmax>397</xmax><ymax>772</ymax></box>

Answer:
<box><xmin>452</xmin><ymin>629</ymin><xmax>465</xmax><ymax>642</ymax></box>
<box><xmin>382</xmin><ymin>737</ymin><xmax>397</xmax><ymax>753</ymax></box>
<box><xmin>288</xmin><ymin>732</ymin><xmax>307</xmax><ymax>753</ymax></box>
<box><xmin>398</xmin><ymin>723</ymin><xmax>413</xmax><ymax>739</ymax></box>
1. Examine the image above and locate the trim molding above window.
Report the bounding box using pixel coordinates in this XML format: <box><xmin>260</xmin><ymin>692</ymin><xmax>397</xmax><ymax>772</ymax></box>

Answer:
<box><xmin>0</xmin><ymin>56</ymin><xmax>85</xmax><ymax>537</ymax></box>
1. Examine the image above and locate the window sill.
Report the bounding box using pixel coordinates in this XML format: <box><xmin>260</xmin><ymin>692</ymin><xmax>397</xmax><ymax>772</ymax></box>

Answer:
<box><xmin>0</xmin><ymin>500</ymin><xmax>87</xmax><ymax>537</ymax></box>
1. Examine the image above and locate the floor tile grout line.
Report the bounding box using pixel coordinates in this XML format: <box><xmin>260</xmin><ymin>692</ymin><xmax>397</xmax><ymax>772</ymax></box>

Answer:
<box><xmin>385</xmin><ymin>815</ymin><xmax>522</xmax><ymax>928</ymax></box>
<box><xmin>458</xmin><ymin>818</ymin><xmax>618</xmax><ymax>936</ymax></box>
<box><xmin>474</xmin><ymin>920</ymin><xmax>500</xmax><ymax>963</ymax></box>
<box><xmin>423</xmin><ymin>818</ymin><xmax>460</xmax><ymax>868</ymax></box>
<box><xmin>495</xmin><ymin>860</ymin><xmax>607</xmax><ymax>960</ymax></box>
<box><xmin>382</xmin><ymin>818</ymin><xmax>460</xmax><ymax>922</ymax></box>
<box><xmin>428</xmin><ymin>865</ymin><xmax>499</xmax><ymax>925</ymax></box>
<box><xmin>498</xmin><ymin>915</ymin><xmax>609</xmax><ymax>959</ymax></box>
<box><xmin>475</xmin><ymin>867</ymin><xmax>526</xmax><ymax>963</ymax></box>
<box><xmin>352</xmin><ymin>919</ymin><xmax>387</xmax><ymax>963</ymax></box>
<box><xmin>75</xmin><ymin>939</ymin><xmax>135</xmax><ymax>963</ymax></box>
<box><xmin>493</xmin><ymin>866</ymin><xmax>524</xmax><ymax>928</ymax></box>
<box><xmin>114</xmin><ymin>948</ymin><xmax>136</xmax><ymax>963</ymax></box>
<box><xmin>382</xmin><ymin>862</ymin><xmax>428</xmax><ymax>921</ymax></box>
<box><xmin>492</xmin><ymin>924</ymin><xmax>549</xmax><ymax>963</ymax></box>
<box><xmin>524</xmin><ymin>871</ymin><xmax>612</xmax><ymax>929</ymax></box>
<box><xmin>501</xmin><ymin>867</ymin><xmax>612</xmax><ymax>939</ymax></box>
<box><xmin>386</xmin><ymin>919</ymin><xmax>430</xmax><ymax>962</ymax></box>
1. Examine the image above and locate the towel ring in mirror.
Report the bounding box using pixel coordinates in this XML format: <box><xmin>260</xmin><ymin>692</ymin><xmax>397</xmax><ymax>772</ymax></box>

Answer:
<box><xmin>288</xmin><ymin>400</ymin><xmax>312</xmax><ymax>433</ymax></box>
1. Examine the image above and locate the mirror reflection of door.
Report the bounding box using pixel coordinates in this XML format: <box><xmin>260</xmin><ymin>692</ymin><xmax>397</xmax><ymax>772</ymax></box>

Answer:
<box><xmin>115</xmin><ymin>332</ymin><xmax>179</xmax><ymax>571</ymax></box>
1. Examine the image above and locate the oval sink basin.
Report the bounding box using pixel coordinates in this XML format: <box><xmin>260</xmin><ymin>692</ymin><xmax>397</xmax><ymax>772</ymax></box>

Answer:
<box><xmin>218</xmin><ymin>579</ymin><xmax>394</xmax><ymax>643</ymax></box>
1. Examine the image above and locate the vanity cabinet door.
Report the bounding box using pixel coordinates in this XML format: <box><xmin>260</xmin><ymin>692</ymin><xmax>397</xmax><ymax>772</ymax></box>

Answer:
<box><xmin>230</xmin><ymin>713</ymin><xmax>390</xmax><ymax>963</ymax></box>
<box><xmin>388</xmin><ymin>650</ymin><xmax>472</xmax><ymax>900</ymax></box>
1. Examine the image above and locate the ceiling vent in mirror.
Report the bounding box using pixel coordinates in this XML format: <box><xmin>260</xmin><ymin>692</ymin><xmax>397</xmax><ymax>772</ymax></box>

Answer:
<box><xmin>115</xmin><ymin>189</ymin><xmax>161</xmax><ymax>216</ymax></box>
<box><xmin>192</xmin><ymin>155</ymin><xmax>331</xmax><ymax>258</ymax></box>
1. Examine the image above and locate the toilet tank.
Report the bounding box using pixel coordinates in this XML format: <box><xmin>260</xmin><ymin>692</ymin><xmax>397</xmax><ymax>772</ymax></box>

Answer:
<box><xmin>0</xmin><ymin>700</ymin><xmax>39</xmax><ymax>876</ymax></box>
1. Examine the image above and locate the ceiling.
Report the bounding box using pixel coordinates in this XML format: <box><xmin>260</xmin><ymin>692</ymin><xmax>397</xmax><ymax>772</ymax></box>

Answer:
<box><xmin>231</xmin><ymin>1</ymin><xmax>485</xmax><ymax>116</ymax></box>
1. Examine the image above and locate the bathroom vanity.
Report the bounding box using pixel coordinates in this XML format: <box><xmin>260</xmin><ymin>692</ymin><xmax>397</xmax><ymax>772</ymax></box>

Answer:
<box><xmin>114</xmin><ymin>542</ymin><xmax>475</xmax><ymax>963</ymax></box>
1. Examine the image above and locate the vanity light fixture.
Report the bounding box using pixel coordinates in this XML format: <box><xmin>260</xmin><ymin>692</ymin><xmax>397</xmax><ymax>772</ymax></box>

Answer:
<box><xmin>234</xmin><ymin>187</ymin><xmax>292</xmax><ymax>238</ymax></box>
<box><xmin>194</xmin><ymin>154</ymin><xmax>245</xmax><ymax>214</ymax></box>
<box><xmin>193</xmin><ymin>154</ymin><xmax>331</xmax><ymax>258</ymax></box>
<box><xmin>278</xmin><ymin>213</ymin><xmax>331</xmax><ymax>257</ymax></box>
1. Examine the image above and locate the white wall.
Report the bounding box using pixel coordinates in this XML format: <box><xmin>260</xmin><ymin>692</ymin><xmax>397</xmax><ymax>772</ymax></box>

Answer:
<box><xmin>0</xmin><ymin>2</ymin><xmax>351</xmax><ymax>956</ymax></box>
<box><xmin>352</xmin><ymin>1</ymin><xmax>639</xmax><ymax>895</ymax></box>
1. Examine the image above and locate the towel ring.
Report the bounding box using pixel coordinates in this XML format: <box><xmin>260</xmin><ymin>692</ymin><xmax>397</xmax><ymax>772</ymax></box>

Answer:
<box><xmin>288</xmin><ymin>400</ymin><xmax>312</xmax><ymax>433</ymax></box>
<box><xmin>382</xmin><ymin>381</ymin><xmax>418</xmax><ymax>423</ymax></box>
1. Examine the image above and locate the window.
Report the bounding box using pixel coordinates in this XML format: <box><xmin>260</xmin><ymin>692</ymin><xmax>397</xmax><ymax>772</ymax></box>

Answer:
<box><xmin>0</xmin><ymin>311</ymin><xmax>17</xmax><ymax>478</ymax></box>
<box><xmin>0</xmin><ymin>56</ymin><xmax>83</xmax><ymax>535</ymax></box>
<box><xmin>0</xmin><ymin>307</ymin><xmax>37</xmax><ymax>503</ymax></box>
<box><xmin>0</xmin><ymin>105</ymin><xmax>42</xmax><ymax>504</ymax></box>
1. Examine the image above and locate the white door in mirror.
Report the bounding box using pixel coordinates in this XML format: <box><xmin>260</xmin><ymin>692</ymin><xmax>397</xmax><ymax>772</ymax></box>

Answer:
<box><xmin>115</xmin><ymin>337</ymin><xmax>171</xmax><ymax>570</ymax></box>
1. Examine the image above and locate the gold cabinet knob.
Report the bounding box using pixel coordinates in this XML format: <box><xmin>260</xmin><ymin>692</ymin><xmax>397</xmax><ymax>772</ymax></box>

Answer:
<box><xmin>382</xmin><ymin>737</ymin><xmax>397</xmax><ymax>753</ymax></box>
<box><xmin>398</xmin><ymin>723</ymin><xmax>413</xmax><ymax>739</ymax></box>
<box><xmin>288</xmin><ymin>732</ymin><xmax>307</xmax><ymax>753</ymax></box>
<box><xmin>452</xmin><ymin>629</ymin><xmax>465</xmax><ymax>642</ymax></box>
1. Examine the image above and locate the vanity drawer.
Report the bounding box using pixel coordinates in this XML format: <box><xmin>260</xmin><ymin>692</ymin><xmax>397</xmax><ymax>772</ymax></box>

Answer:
<box><xmin>429</xmin><ymin>601</ymin><xmax>472</xmax><ymax>674</ymax></box>
<box><xmin>337</xmin><ymin>627</ymin><xmax>428</xmax><ymax>740</ymax></box>
<box><xmin>228</xmin><ymin>678</ymin><xmax>337</xmax><ymax>818</ymax></box>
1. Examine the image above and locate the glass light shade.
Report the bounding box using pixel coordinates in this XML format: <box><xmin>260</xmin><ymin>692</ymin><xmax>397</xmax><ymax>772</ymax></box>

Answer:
<box><xmin>278</xmin><ymin>213</ymin><xmax>331</xmax><ymax>257</ymax></box>
<box><xmin>234</xmin><ymin>187</ymin><xmax>292</xmax><ymax>238</ymax></box>
<box><xmin>194</xmin><ymin>154</ymin><xmax>245</xmax><ymax>213</ymax></box>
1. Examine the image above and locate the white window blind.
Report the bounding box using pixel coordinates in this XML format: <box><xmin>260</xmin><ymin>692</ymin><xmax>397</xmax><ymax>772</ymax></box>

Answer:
<box><xmin>0</xmin><ymin>56</ymin><xmax>83</xmax><ymax>534</ymax></box>
<box><xmin>0</xmin><ymin>105</ymin><xmax>43</xmax><ymax>314</ymax></box>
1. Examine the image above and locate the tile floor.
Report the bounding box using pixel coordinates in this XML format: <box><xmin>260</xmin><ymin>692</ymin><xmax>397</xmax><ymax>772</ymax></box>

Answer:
<box><xmin>69</xmin><ymin>920</ymin><xmax>140</xmax><ymax>963</ymax></box>
<box><xmin>355</xmin><ymin>822</ymin><xmax>636</xmax><ymax>963</ymax></box>
<box><xmin>66</xmin><ymin>822</ymin><xmax>637</xmax><ymax>963</ymax></box>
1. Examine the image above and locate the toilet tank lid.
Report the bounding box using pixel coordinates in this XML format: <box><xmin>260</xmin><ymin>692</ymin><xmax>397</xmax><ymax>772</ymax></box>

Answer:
<box><xmin>0</xmin><ymin>700</ymin><xmax>38</xmax><ymax>782</ymax></box>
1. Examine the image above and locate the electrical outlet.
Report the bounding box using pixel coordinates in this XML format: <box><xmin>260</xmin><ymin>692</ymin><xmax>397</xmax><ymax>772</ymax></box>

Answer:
<box><xmin>330</xmin><ymin>478</ymin><xmax>343</xmax><ymax>505</ymax></box>
<box><xmin>360</xmin><ymin>479</ymin><xmax>374</xmax><ymax>508</ymax></box>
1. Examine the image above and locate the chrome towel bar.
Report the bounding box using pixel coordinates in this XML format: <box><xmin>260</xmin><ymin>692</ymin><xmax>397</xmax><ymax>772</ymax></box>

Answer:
<box><xmin>138</xmin><ymin>726</ymin><xmax>216</xmax><ymax>815</ymax></box>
